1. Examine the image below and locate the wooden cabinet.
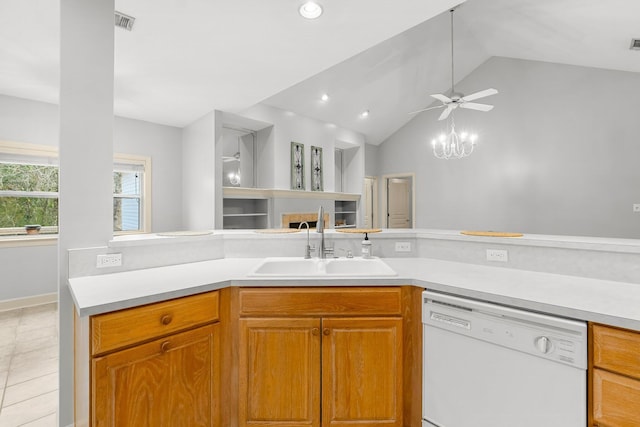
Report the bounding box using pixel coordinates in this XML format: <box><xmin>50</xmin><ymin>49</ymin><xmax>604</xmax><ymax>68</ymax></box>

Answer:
<box><xmin>237</xmin><ymin>288</ymin><xmax>404</xmax><ymax>427</ymax></box>
<box><xmin>239</xmin><ymin>317</ymin><xmax>321</xmax><ymax>427</ymax></box>
<box><xmin>321</xmin><ymin>317</ymin><xmax>403</xmax><ymax>427</ymax></box>
<box><xmin>89</xmin><ymin>291</ymin><xmax>221</xmax><ymax>427</ymax></box>
<box><xmin>590</xmin><ymin>323</ymin><xmax>640</xmax><ymax>426</ymax></box>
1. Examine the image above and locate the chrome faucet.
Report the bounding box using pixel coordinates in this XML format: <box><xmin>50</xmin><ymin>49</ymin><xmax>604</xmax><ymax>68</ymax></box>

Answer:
<box><xmin>316</xmin><ymin>206</ymin><xmax>326</xmax><ymax>258</ymax></box>
<box><xmin>298</xmin><ymin>221</ymin><xmax>311</xmax><ymax>259</ymax></box>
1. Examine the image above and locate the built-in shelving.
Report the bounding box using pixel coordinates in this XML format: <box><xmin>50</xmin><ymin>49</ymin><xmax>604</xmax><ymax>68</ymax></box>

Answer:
<box><xmin>334</xmin><ymin>200</ymin><xmax>357</xmax><ymax>229</ymax></box>
<box><xmin>223</xmin><ymin>197</ymin><xmax>269</xmax><ymax>229</ymax></box>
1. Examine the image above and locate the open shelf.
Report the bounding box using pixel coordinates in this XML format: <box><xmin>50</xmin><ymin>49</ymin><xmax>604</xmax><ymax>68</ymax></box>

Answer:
<box><xmin>334</xmin><ymin>200</ymin><xmax>357</xmax><ymax>229</ymax></box>
<box><xmin>223</xmin><ymin>198</ymin><xmax>269</xmax><ymax>229</ymax></box>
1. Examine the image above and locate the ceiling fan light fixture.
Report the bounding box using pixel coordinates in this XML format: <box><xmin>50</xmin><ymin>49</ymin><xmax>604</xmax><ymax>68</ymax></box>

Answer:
<box><xmin>299</xmin><ymin>1</ymin><xmax>323</xmax><ymax>19</ymax></box>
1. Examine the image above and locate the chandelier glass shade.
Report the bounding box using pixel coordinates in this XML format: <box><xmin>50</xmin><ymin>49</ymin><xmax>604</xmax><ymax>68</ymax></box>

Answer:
<box><xmin>431</xmin><ymin>117</ymin><xmax>477</xmax><ymax>160</ymax></box>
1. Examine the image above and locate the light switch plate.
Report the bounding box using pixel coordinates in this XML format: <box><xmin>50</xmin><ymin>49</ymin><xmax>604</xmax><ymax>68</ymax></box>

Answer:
<box><xmin>486</xmin><ymin>249</ymin><xmax>508</xmax><ymax>262</ymax></box>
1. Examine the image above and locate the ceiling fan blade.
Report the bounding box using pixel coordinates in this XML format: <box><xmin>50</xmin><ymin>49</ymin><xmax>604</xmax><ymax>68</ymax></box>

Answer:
<box><xmin>438</xmin><ymin>106</ymin><xmax>453</xmax><ymax>121</ymax></box>
<box><xmin>408</xmin><ymin>105</ymin><xmax>445</xmax><ymax>115</ymax></box>
<box><xmin>431</xmin><ymin>93</ymin><xmax>452</xmax><ymax>103</ymax></box>
<box><xmin>459</xmin><ymin>102</ymin><xmax>494</xmax><ymax>112</ymax></box>
<box><xmin>461</xmin><ymin>88</ymin><xmax>498</xmax><ymax>102</ymax></box>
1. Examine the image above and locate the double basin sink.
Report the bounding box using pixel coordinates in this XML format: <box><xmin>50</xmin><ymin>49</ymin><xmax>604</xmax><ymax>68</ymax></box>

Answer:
<box><xmin>250</xmin><ymin>257</ymin><xmax>397</xmax><ymax>277</ymax></box>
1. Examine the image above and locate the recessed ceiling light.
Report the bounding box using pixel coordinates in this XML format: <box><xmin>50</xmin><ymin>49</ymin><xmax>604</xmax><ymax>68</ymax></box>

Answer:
<box><xmin>299</xmin><ymin>1</ymin><xmax>323</xmax><ymax>19</ymax></box>
<box><xmin>321</xmin><ymin>93</ymin><xmax>329</xmax><ymax>102</ymax></box>
<box><xmin>360</xmin><ymin>110</ymin><xmax>370</xmax><ymax>118</ymax></box>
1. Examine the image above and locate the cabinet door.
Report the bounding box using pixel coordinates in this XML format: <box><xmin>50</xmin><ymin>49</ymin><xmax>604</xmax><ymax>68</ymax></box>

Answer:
<box><xmin>321</xmin><ymin>317</ymin><xmax>403</xmax><ymax>427</ymax></box>
<box><xmin>593</xmin><ymin>368</ymin><xmax>640</xmax><ymax>426</ymax></box>
<box><xmin>239</xmin><ymin>318</ymin><xmax>321</xmax><ymax>427</ymax></box>
<box><xmin>92</xmin><ymin>324</ymin><xmax>218</xmax><ymax>427</ymax></box>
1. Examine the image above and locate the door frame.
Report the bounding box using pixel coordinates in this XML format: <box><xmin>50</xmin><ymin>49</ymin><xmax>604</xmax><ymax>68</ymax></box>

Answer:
<box><xmin>363</xmin><ymin>176</ymin><xmax>378</xmax><ymax>229</ymax></box>
<box><xmin>382</xmin><ymin>173</ymin><xmax>415</xmax><ymax>229</ymax></box>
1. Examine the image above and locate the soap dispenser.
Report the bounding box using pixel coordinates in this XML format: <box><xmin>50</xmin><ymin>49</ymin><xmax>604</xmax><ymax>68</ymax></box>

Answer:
<box><xmin>361</xmin><ymin>232</ymin><xmax>372</xmax><ymax>259</ymax></box>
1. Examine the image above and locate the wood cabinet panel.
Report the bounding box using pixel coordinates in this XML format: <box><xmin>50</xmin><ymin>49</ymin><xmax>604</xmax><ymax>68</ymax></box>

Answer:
<box><xmin>239</xmin><ymin>318</ymin><xmax>321</xmax><ymax>427</ymax></box>
<box><xmin>92</xmin><ymin>324</ymin><xmax>218</xmax><ymax>427</ymax></box>
<box><xmin>239</xmin><ymin>287</ymin><xmax>402</xmax><ymax>317</ymax></box>
<box><xmin>593</xmin><ymin>368</ymin><xmax>640</xmax><ymax>427</ymax></box>
<box><xmin>321</xmin><ymin>317</ymin><xmax>403</xmax><ymax>427</ymax></box>
<box><xmin>593</xmin><ymin>324</ymin><xmax>640</xmax><ymax>380</ymax></box>
<box><xmin>91</xmin><ymin>291</ymin><xmax>219</xmax><ymax>355</ymax></box>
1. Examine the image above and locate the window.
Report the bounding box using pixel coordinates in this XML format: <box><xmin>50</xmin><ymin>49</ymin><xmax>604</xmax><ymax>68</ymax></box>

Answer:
<box><xmin>113</xmin><ymin>155</ymin><xmax>151</xmax><ymax>233</ymax></box>
<box><xmin>0</xmin><ymin>141</ymin><xmax>151</xmax><ymax>237</ymax></box>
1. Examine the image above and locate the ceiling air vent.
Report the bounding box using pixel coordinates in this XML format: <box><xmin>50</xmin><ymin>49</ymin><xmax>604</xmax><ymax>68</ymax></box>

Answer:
<box><xmin>630</xmin><ymin>39</ymin><xmax>640</xmax><ymax>50</ymax></box>
<box><xmin>115</xmin><ymin>11</ymin><xmax>135</xmax><ymax>31</ymax></box>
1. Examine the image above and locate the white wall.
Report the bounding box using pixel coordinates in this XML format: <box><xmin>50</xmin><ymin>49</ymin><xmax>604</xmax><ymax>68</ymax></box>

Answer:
<box><xmin>114</xmin><ymin>117</ymin><xmax>183</xmax><ymax>232</ymax></box>
<box><xmin>0</xmin><ymin>94</ymin><xmax>183</xmax><ymax>303</ymax></box>
<box><xmin>241</xmin><ymin>104</ymin><xmax>366</xmax><ymax>192</ymax></box>
<box><xmin>181</xmin><ymin>111</ymin><xmax>217</xmax><ymax>230</ymax></box>
<box><xmin>377</xmin><ymin>57</ymin><xmax>640</xmax><ymax>238</ymax></box>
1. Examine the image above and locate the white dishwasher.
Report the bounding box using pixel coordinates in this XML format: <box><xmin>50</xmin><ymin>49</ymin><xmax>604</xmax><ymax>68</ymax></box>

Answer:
<box><xmin>422</xmin><ymin>290</ymin><xmax>587</xmax><ymax>427</ymax></box>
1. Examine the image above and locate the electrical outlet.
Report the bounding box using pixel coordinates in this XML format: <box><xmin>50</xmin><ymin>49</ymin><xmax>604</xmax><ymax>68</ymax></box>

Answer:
<box><xmin>96</xmin><ymin>253</ymin><xmax>122</xmax><ymax>268</ymax></box>
<box><xmin>634</xmin><ymin>204</ymin><xmax>640</xmax><ymax>213</ymax></box>
<box><xmin>486</xmin><ymin>249</ymin><xmax>508</xmax><ymax>262</ymax></box>
<box><xmin>395</xmin><ymin>241</ymin><xmax>411</xmax><ymax>252</ymax></box>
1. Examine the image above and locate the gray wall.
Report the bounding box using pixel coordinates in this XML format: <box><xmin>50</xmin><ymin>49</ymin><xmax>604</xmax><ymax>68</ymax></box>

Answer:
<box><xmin>377</xmin><ymin>57</ymin><xmax>640</xmax><ymax>238</ymax></box>
<box><xmin>0</xmin><ymin>94</ymin><xmax>183</xmax><ymax>302</ymax></box>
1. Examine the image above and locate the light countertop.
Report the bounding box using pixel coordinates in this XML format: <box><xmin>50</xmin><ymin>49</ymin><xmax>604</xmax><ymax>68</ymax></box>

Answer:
<box><xmin>68</xmin><ymin>256</ymin><xmax>640</xmax><ymax>331</ymax></box>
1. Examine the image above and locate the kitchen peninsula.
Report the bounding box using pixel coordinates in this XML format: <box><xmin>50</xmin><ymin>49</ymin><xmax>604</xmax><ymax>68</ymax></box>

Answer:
<box><xmin>68</xmin><ymin>229</ymin><xmax>640</xmax><ymax>426</ymax></box>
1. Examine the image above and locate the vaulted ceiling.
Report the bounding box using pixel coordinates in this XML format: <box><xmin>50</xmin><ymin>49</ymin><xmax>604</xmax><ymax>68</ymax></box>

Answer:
<box><xmin>1</xmin><ymin>0</ymin><xmax>639</xmax><ymax>145</ymax></box>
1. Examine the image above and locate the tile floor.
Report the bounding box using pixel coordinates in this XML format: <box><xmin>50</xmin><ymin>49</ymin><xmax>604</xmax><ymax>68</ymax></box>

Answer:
<box><xmin>0</xmin><ymin>303</ymin><xmax>58</xmax><ymax>427</ymax></box>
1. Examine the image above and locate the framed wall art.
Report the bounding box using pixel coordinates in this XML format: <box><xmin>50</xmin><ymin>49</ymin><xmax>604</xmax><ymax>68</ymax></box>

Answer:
<box><xmin>291</xmin><ymin>141</ymin><xmax>305</xmax><ymax>190</ymax></box>
<box><xmin>311</xmin><ymin>145</ymin><xmax>323</xmax><ymax>191</ymax></box>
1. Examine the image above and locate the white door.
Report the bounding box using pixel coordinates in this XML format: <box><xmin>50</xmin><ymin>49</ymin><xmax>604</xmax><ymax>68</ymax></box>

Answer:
<box><xmin>387</xmin><ymin>178</ymin><xmax>411</xmax><ymax>228</ymax></box>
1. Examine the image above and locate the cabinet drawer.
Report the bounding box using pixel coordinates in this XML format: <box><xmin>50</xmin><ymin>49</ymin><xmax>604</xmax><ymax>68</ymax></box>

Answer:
<box><xmin>239</xmin><ymin>287</ymin><xmax>402</xmax><ymax>317</ymax></box>
<box><xmin>593</xmin><ymin>368</ymin><xmax>640</xmax><ymax>426</ymax></box>
<box><xmin>91</xmin><ymin>291</ymin><xmax>219</xmax><ymax>355</ymax></box>
<box><xmin>592</xmin><ymin>324</ymin><xmax>640</xmax><ymax>379</ymax></box>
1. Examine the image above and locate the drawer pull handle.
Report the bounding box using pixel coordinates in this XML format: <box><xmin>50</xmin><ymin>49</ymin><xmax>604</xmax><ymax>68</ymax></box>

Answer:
<box><xmin>160</xmin><ymin>315</ymin><xmax>173</xmax><ymax>325</ymax></box>
<box><xmin>161</xmin><ymin>341</ymin><xmax>171</xmax><ymax>353</ymax></box>
<box><xmin>323</xmin><ymin>328</ymin><xmax>330</xmax><ymax>336</ymax></box>
<box><xmin>311</xmin><ymin>328</ymin><xmax>319</xmax><ymax>336</ymax></box>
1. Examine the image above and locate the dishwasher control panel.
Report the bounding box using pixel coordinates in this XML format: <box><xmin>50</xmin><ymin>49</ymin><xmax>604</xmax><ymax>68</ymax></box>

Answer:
<box><xmin>423</xmin><ymin>291</ymin><xmax>587</xmax><ymax>369</ymax></box>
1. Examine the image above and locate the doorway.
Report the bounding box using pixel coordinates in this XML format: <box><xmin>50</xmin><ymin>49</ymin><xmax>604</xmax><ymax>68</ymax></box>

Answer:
<box><xmin>383</xmin><ymin>173</ymin><xmax>414</xmax><ymax>229</ymax></box>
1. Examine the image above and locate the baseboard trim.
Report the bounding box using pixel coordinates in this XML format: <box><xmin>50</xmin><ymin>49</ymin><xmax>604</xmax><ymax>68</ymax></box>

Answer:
<box><xmin>0</xmin><ymin>292</ymin><xmax>57</xmax><ymax>312</ymax></box>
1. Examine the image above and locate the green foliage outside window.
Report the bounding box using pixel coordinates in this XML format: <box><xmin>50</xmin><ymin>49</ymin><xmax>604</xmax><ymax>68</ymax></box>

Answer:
<box><xmin>0</xmin><ymin>164</ymin><xmax>59</xmax><ymax>228</ymax></box>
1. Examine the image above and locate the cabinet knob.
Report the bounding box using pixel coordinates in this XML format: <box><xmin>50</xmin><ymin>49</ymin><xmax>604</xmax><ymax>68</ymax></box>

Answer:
<box><xmin>311</xmin><ymin>328</ymin><xmax>320</xmax><ymax>336</ymax></box>
<box><xmin>160</xmin><ymin>315</ymin><xmax>173</xmax><ymax>325</ymax></box>
<box><xmin>160</xmin><ymin>341</ymin><xmax>171</xmax><ymax>353</ymax></box>
<box><xmin>323</xmin><ymin>328</ymin><xmax>330</xmax><ymax>336</ymax></box>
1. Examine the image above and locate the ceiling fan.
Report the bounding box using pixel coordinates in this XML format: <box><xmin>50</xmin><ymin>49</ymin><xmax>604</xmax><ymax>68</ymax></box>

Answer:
<box><xmin>222</xmin><ymin>136</ymin><xmax>241</xmax><ymax>162</ymax></box>
<box><xmin>222</xmin><ymin>151</ymin><xmax>240</xmax><ymax>163</ymax></box>
<box><xmin>409</xmin><ymin>7</ymin><xmax>497</xmax><ymax>120</ymax></box>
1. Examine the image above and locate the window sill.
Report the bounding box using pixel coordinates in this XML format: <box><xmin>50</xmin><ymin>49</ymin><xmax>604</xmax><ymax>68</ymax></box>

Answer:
<box><xmin>0</xmin><ymin>235</ymin><xmax>58</xmax><ymax>248</ymax></box>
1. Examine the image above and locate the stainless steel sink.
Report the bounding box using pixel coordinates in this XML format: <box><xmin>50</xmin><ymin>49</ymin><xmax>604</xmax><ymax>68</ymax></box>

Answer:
<box><xmin>249</xmin><ymin>257</ymin><xmax>397</xmax><ymax>277</ymax></box>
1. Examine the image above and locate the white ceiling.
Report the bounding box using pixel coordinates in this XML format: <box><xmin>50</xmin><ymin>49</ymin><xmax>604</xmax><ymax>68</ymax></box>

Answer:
<box><xmin>1</xmin><ymin>0</ymin><xmax>639</xmax><ymax>145</ymax></box>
